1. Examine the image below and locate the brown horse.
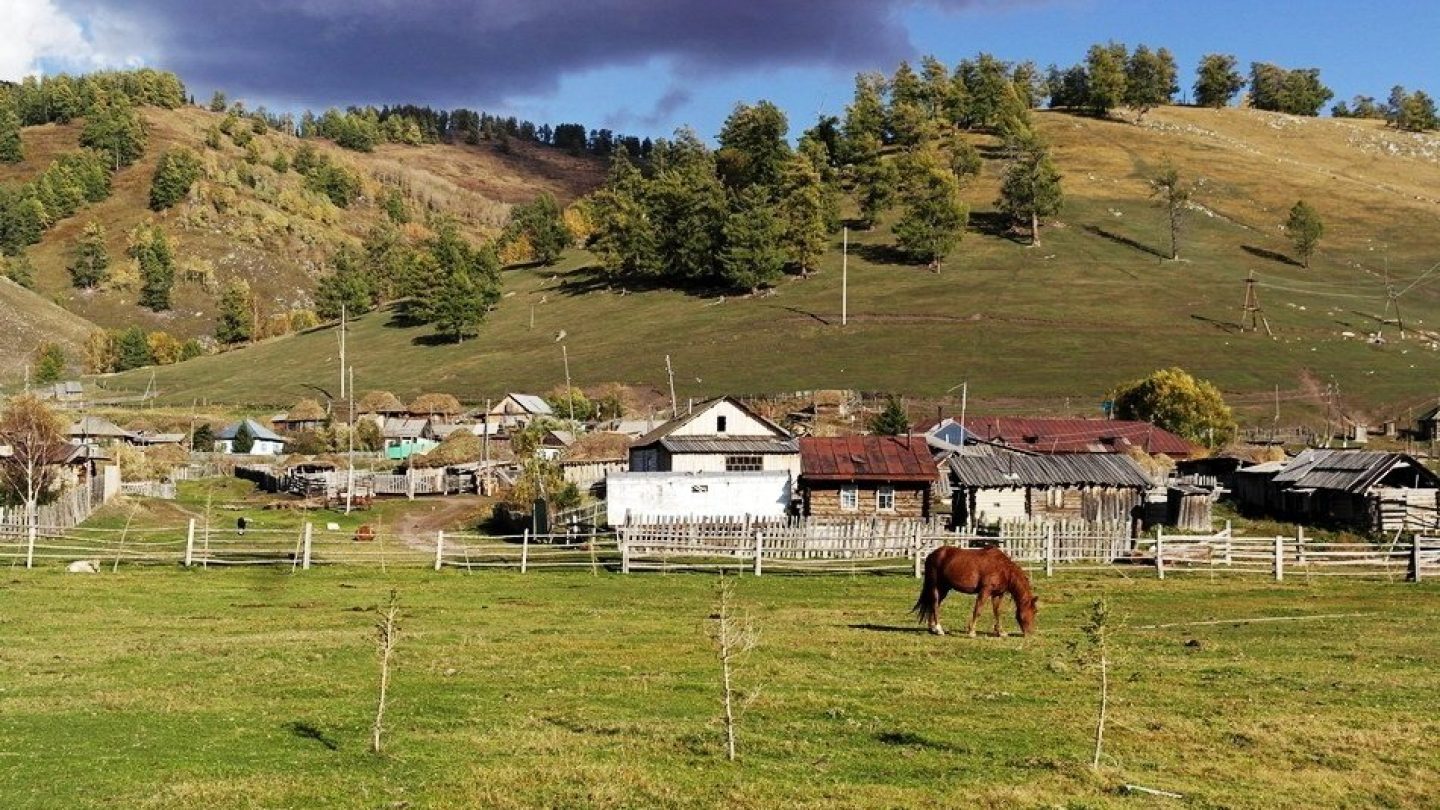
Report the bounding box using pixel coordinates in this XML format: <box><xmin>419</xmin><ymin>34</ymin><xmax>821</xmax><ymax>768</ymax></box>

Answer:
<box><xmin>912</xmin><ymin>546</ymin><xmax>1037</xmax><ymax>637</ymax></box>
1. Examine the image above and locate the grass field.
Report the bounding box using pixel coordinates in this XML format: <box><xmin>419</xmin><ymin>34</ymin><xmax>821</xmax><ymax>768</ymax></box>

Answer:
<box><xmin>1</xmin><ymin>566</ymin><xmax>1436</xmax><ymax>808</ymax></box>
<box><xmin>99</xmin><ymin>106</ymin><xmax>1440</xmax><ymax>422</ymax></box>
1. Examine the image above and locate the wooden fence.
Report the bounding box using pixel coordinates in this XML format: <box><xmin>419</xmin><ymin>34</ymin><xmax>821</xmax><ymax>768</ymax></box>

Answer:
<box><xmin>120</xmin><ymin>481</ymin><xmax>177</xmax><ymax>499</ymax></box>
<box><xmin>0</xmin><ymin>476</ymin><xmax>107</xmax><ymax>536</ymax></box>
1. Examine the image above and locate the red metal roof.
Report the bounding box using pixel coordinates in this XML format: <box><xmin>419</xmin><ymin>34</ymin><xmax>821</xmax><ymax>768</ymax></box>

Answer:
<box><xmin>800</xmin><ymin>436</ymin><xmax>937</xmax><ymax>482</ymax></box>
<box><xmin>961</xmin><ymin>417</ymin><xmax>1196</xmax><ymax>457</ymax></box>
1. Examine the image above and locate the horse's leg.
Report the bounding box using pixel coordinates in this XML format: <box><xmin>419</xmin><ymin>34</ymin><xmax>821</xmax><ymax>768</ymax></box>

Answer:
<box><xmin>991</xmin><ymin>593</ymin><xmax>1006</xmax><ymax>637</ymax></box>
<box><xmin>929</xmin><ymin>583</ymin><xmax>949</xmax><ymax>635</ymax></box>
<box><xmin>967</xmin><ymin>589</ymin><xmax>987</xmax><ymax>638</ymax></box>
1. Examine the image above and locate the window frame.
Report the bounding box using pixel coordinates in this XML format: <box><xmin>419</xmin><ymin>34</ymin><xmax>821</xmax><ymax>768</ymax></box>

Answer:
<box><xmin>876</xmin><ymin>485</ymin><xmax>896</xmax><ymax>512</ymax></box>
<box><xmin>839</xmin><ymin>485</ymin><xmax>859</xmax><ymax>511</ymax></box>
<box><xmin>724</xmin><ymin>454</ymin><xmax>763</xmax><ymax>472</ymax></box>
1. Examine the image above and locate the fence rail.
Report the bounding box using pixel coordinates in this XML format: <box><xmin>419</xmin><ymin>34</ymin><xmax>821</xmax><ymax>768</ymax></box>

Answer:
<box><xmin>3</xmin><ymin>520</ymin><xmax>1438</xmax><ymax>583</ymax></box>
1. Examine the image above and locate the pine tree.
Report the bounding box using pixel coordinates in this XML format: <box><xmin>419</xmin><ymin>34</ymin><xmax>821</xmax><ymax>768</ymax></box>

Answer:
<box><xmin>80</xmin><ymin>95</ymin><xmax>147</xmax><ymax>169</ymax></box>
<box><xmin>231</xmin><ymin>421</ymin><xmax>255</xmax><ymax>454</ymax></box>
<box><xmin>113</xmin><ymin>326</ymin><xmax>153</xmax><ymax>371</ymax></box>
<box><xmin>215</xmin><ymin>279</ymin><xmax>255</xmax><ymax>344</ymax></box>
<box><xmin>208</xmin><ymin>91</ymin><xmax>227</xmax><ymax>112</ymax></box>
<box><xmin>775</xmin><ymin>152</ymin><xmax>829</xmax><ymax>275</ymax></box>
<box><xmin>149</xmin><ymin>147</ymin><xmax>202</xmax><ymax>210</ymax></box>
<box><xmin>856</xmin><ymin>157</ymin><xmax>900</xmax><ymax>229</ymax></box>
<box><xmin>720</xmin><ymin>186</ymin><xmax>785</xmax><ymax>292</ymax></box>
<box><xmin>1284</xmin><ymin>200</ymin><xmax>1324</xmax><ymax>268</ymax></box>
<box><xmin>997</xmin><ymin>141</ymin><xmax>1064</xmax><ymax>245</ymax></box>
<box><xmin>132</xmin><ymin>225</ymin><xmax>175</xmax><ymax>311</ymax></box>
<box><xmin>716</xmin><ymin>100</ymin><xmax>790</xmax><ymax>190</ymax></box>
<box><xmin>68</xmin><ymin>222</ymin><xmax>109</xmax><ymax>288</ymax></box>
<box><xmin>0</xmin><ymin>105</ymin><xmax>23</xmax><ymax>163</ymax></box>
<box><xmin>314</xmin><ymin>250</ymin><xmax>374</xmax><ymax>320</ymax></box>
<box><xmin>1194</xmin><ymin>54</ymin><xmax>1245</xmax><ymax>108</ymax></box>
<box><xmin>894</xmin><ymin>150</ymin><xmax>968</xmax><ymax>271</ymax></box>
<box><xmin>841</xmin><ymin>73</ymin><xmax>888</xmax><ymax>164</ymax></box>
<box><xmin>869</xmin><ymin>396</ymin><xmax>910</xmax><ymax>436</ymax></box>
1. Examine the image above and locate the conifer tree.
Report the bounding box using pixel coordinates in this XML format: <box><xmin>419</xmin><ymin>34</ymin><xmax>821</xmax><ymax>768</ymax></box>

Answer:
<box><xmin>33</xmin><ymin>342</ymin><xmax>66</xmax><ymax>385</ymax></box>
<box><xmin>81</xmin><ymin>95</ymin><xmax>147</xmax><ymax>169</ymax></box>
<box><xmin>1194</xmin><ymin>54</ymin><xmax>1245</xmax><ymax>108</ymax></box>
<box><xmin>149</xmin><ymin>147</ymin><xmax>202</xmax><ymax>210</ymax></box>
<box><xmin>894</xmin><ymin>150</ymin><xmax>968</xmax><ymax>271</ymax></box>
<box><xmin>720</xmin><ymin>186</ymin><xmax>785</xmax><ymax>292</ymax></box>
<box><xmin>1149</xmin><ymin>161</ymin><xmax>1193</xmax><ymax>261</ymax></box>
<box><xmin>132</xmin><ymin>225</ymin><xmax>175</xmax><ymax>310</ymax></box>
<box><xmin>0</xmin><ymin>105</ymin><xmax>23</xmax><ymax>163</ymax></box>
<box><xmin>775</xmin><ymin>152</ymin><xmax>829</xmax><ymax>275</ymax></box>
<box><xmin>215</xmin><ymin>279</ymin><xmax>255</xmax><ymax>344</ymax></box>
<box><xmin>869</xmin><ymin>396</ymin><xmax>910</xmax><ymax>436</ymax></box>
<box><xmin>997</xmin><ymin>140</ymin><xmax>1064</xmax><ymax>245</ymax></box>
<box><xmin>1084</xmin><ymin>43</ymin><xmax>1129</xmax><ymax>117</ymax></box>
<box><xmin>68</xmin><ymin>222</ymin><xmax>109</xmax><ymax>288</ymax></box>
<box><xmin>1124</xmin><ymin>46</ymin><xmax>1178</xmax><ymax>121</ymax></box>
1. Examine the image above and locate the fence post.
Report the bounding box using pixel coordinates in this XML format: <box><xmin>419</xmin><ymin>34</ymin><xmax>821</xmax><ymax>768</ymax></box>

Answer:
<box><xmin>1223</xmin><ymin>529</ymin><xmax>1233</xmax><ymax>566</ymax></box>
<box><xmin>521</xmin><ymin>529</ymin><xmax>529</xmax><ymax>574</ymax></box>
<box><xmin>1296</xmin><ymin>526</ymin><xmax>1306</xmax><ymax>568</ymax></box>
<box><xmin>621</xmin><ymin>530</ymin><xmax>630</xmax><ymax>574</ymax></box>
<box><xmin>301</xmin><ymin>522</ymin><xmax>313</xmax><ymax>571</ymax></box>
<box><xmin>1411</xmin><ymin>535</ymin><xmax>1422</xmax><ymax>583</ymax></box>
<box><xmin>434</xmin><ymin>530</ymin><xmax>445</xmax><ymax>572</ymax></box>
<box><xmin>184</xmin><ymin>518</ymin><xmax>196</xmax><ymax>567</ymax></box>
<box><xmin>753</xmin><ymin>530</ymin><xmax>763</xmax><ymax>577</ymax></box>
<box><xmin>1154</xmin><ymin>526</ymin><xmax>1165</xmax><ymax>580</ymax></box>
<box><xmin>1044</xmin><ymin>523</ymin><xmax>1056</xmax><ymax>577</ymax></box>
<box><xmin>913</xmin><ymin>536</ymin><xmax>924</xmax><ymax>579</ymax></box>
<box><xmin>1273</xmin><ymin>536</ymin><xmax>1284</xmax><ymax>582</ymax></box>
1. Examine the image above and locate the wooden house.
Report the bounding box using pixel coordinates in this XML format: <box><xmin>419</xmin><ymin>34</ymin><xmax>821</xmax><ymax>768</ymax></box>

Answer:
<box><xmin>1248</xmin><ymin>449</ymin><xmax>1439</xmax><ymax>533</ymax></box>
<box><xmin>946</xmin><ymin>452</ymin><xmax>1154</xmax><ymax>530</ymax></box>
<box><xmin>489</xmin><ymin>393</ymin><xmax>554</xmax><ymax>430</ymax></box>
<box><xmin>798</xmin><ymin>436</ymin><xmax>937</xmax><ymax>519</ymax></box>
<box><xmin>627</xmin><ymin>396</ymin><xmax>799</xmax><ymax>476</ymax></box>
<box><xmin>382</xmin><ymin>418</ymin><xmax>438</xmax><ymax>460</ymax></box>
<box><xmin>1418</xmin><ymin>404</ymin><xmax>1440</xmax><ymax>441</ymax></box>
<box><xmin>67</xmin><ymin>416</ymin><xmax>137</xmax><ymax>447</ymax></box>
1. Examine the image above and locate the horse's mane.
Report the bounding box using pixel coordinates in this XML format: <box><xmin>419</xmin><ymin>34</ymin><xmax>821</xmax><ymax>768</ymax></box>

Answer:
<box><xmin>996</xmin><ymin>550</ymin><xmax>1034</xmax><ymax>600</ymax></box>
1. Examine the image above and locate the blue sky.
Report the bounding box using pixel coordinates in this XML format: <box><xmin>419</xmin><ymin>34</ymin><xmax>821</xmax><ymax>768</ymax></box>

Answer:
<box><xmin>14</xmin><ymin>1</ymin><xmax>1440</xmax><ymax>141</ymax></box>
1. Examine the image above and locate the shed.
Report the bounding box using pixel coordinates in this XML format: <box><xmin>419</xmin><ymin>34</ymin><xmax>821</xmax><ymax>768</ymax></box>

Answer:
<box><xmin>947</xmin><ymin>452</ymin><xmax>1154</xmax><ymax>530</ymax></box>
<box><xmin>799</xmin><ymin>435</ymin><xmax>937</xmax><ymax>519</ymax></box>
<box><xmin>1265</xmin><ymin>449</ymin><xmax>1439</xmax><ymax>532</ymax></box>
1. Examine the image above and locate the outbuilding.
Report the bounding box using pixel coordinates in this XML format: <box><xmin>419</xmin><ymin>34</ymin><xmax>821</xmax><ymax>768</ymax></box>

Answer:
<box><xmin>947</xmin><ymin>452</ymin><xmax>1154</xmax><ymax>530</ymax></box>
<box><xmin>798</xmin><ymin>435</ymin><xmax>937</xmax><ymax>519</ymax></box>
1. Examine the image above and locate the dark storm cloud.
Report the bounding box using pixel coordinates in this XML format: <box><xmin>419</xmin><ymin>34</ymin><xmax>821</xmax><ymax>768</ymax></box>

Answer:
<box><xmin>58</xmin><ymin>0</ymin><xmax>1007</xmax><ymax>108</ymax></box>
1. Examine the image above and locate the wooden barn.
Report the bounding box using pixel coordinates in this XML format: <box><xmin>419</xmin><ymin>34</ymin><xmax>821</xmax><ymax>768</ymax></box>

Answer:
<box><xmin>946</xmin><ymin>453</ymin><xmax>1154</xmax><ymax>531</ymax></box>
<box><xmin>1248</xmin><ymin>449</ymin><xmax>1440</xmax><ymax>533</ymax></box>
<box><xmin>798</xmin><ymin>436</ymin><xmax>937</xmax><ymax>519</ymax></box>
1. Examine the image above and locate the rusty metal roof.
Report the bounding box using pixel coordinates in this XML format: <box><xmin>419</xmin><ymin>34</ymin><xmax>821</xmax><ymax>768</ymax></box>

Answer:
<box><xmin>947</xmin><ymin>453</ymin><xmax>1155</xmax><ymax>488</ymax></box>
<box><xmin>800</xmin><ymin>436</ymin><xmax>937</xmax><ymax>482</ymax></box>
<box><xmin>958</xmin><ymin>417</ymin><xmax>1195</xmax><ymax>457</ymax></box>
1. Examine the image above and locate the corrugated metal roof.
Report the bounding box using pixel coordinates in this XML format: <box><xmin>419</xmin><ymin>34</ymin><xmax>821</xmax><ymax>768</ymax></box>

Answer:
<box><xmin>961</xmin><ymin>417</ymin><xmax>1196</xmax><ymax>457</ymax></box>
<box><xmin>659</xmin><ymin>437</ymin><xmax>798</xmax><ymax>454</ymax></box>
<box><xmin>217</xmin><ymin>418</ymin><xmax>285</xmax><ymax>443</ymax></box>
<box><xmin>1271</xmin><ymin>449</ymin><xmax>1440</xmax><ymax>493</ymax></box>
<box><xmin>800</xmin><ymin>436</ymin><xmax>937</xmax><ymax>482</ymax></box>
<box><xmin>67</xmin><ymin>416</ymin><xmax>133</xmax><ymax>439</ymax></box>
<box><xmin>948</xmin><ymin>453</ymin><xmax>1155</xmax><ymax>488</ymax></box>
<box><xmin>635</xmin><ymin>396</ymin><xmax>792</xmax><ymax>446</ymax></box>
<box><xmin>382</xmin><ymin>417</ymin><xmax>429</xmax><ymax>439</ymax></box>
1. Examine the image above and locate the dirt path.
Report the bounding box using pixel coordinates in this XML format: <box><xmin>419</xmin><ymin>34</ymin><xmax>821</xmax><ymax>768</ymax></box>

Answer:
<box><xmin>388</xmin><ymin>496</ymin><xmax>492</xmax><ymax>550</ymax></box>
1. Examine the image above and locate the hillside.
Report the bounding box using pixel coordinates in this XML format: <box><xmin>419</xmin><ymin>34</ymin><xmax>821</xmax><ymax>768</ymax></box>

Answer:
<box><xmin>0</xmin><ymin>276</ymin><xmax>96</xmax><ymax>380</ymax></box>
<box><xmin>0</xmin><ymin>106</ymin><xmax>604</xmax><ymax>360</ymax></box>
<box><xmin>90</xmin><ymin>105</ymin><xmax>1440</xmax><ymax>424</ymax></box>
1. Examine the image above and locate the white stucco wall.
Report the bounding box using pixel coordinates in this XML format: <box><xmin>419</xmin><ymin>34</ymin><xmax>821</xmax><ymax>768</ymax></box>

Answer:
<box><xmin>215</xmin><ymin>439</ymin><xmax>286</xmax><ymax>456</ymax></box>
<box><xmin>671</xmin><ymin>400</ymin><xmax>778</xmax><ymax>437</ymax></box>
<box><xmin>606</xmin><ymin>471</ymin><xmax>793</xmax><ymax>525</ymax></box>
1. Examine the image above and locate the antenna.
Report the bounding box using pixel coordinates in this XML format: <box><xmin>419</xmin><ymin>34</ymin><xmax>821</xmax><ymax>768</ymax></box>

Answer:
<box><xmin>1240</xmin><ymin>271</ymin><xmax>1272</xmax><ymax>335</ymax></box>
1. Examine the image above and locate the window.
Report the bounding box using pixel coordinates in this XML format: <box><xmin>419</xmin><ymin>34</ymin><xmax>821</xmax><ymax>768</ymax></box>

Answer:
<box><xmin>716</xmin><ymin>415</ymin><xmax>728</xmax><ymax>433</ymax></box>
<box><xmin>877</xmin><ymin>486</ymin><xmax>896</xmax><ymax>511</ymax></box>
<box><xmin>725</xmin><ymin>455</ymin><xmax>762</xmax><ymax>472</ymax></box>
<box><xmin>840</xmin><ymin>486</ymin><xmax>859</xmax><ymax>511</ymax></box>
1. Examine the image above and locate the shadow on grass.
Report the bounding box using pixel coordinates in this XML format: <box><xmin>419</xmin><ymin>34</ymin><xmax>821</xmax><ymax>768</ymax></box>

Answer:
<box><xmin>286</xmin><ymin>721</ymin><xmax>339</xmax><ymax>751</ymax></box>
<box><xmin>1082</xmin><ymin>224</ymin><xmax>1166</xmax><ymax>259</ymax></box>
<box><xmin>875</xmin><ymin>730</ymin><xmax>958</xmax><ymax>751</ymax></box>
<box><xmin>549</xmin><ymin>264</ymin><xmax>744</xmax><ymax>300</ymax></box>
<box><xmin>1190</xmin><ymin>314</ymin><xmax>1243</xmax><ymax>333</ymax></box>
<box><xmin>1242</xmin><ymin>244</ymin><xmax>1303</xmax><ymax>267</ymax></box>
<box><xmin>851</xmin><ymin>241</ymin><xmax>919</xmax><ymax>267</ymax></box>
<box><xmin>774</xmin><ymin>305</ymin><xmax>832</xmax><ymax>326</ymax></box>
<box><xmin>848</xmin><ymin>623</ymin><xmax>928</xmax><ymax>634</ymax></box>
<box><xmin>969</xmin><ymin>211</ymin><xmax>1026</xmax><ymax>244</ymax></box>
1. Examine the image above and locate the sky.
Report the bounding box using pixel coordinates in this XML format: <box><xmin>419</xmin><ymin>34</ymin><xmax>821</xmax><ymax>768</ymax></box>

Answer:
<box><xmin>5</xmin><ymin>0</ymin><xmax>1440</xmax><ymax>140</ymax></box>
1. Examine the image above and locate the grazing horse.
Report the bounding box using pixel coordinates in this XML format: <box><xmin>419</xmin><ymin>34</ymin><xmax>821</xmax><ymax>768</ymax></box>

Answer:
<box><xmin>912</xmin><ymin>546</ymin><xmax>1037</xmax><ymax>637</ymax></box>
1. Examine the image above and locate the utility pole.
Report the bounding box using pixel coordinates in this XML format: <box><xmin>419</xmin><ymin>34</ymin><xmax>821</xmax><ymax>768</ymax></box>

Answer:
<box><xmin>959</xmin><ymin>381</ymin><xmax>968</xmax><ymax>441</ymax></box>
<box><xmin>1272</xmin><ymin>384</ymin><xmax>1280</xmax><ymax>444</ymax></box>
<box><xmin>562</xmin><ymin>344</ymin><xmax>575</xmax><ymax>423</ymax></box>
<box><xmin>841</xmin><ymin>226</ymin><xmax>848</xmax><ymax>327</ymax></box>
<box><xmin>338</xmin><ymin>303</ymin><xmax>347</xmax><ymax>400</ymax></box>
<box><xmin>665</xmin><ymin>354</ymin><xmax>677</xmax><ymax>418</ymax></box>
<box><xmin>346</xmin><ymin>365</ymin><xmax>355</xmax><ymax>515</ymax></box>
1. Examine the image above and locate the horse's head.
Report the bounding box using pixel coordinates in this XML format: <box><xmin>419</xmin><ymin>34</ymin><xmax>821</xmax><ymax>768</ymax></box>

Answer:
<box><xmin>1016</xmin><ymin>593</ymin><xmax>1039</xmax><ymax>636</ymax></box>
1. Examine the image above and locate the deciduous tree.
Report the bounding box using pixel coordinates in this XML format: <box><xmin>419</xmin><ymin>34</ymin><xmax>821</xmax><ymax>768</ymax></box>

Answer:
<box><xmin>1193</xmin><ymin>54</ymin><xmax>1245</xmax><ymax>108</ymax></box>
<box><xmin>1149</xmin><ymin>161</ymin><xmax>1193</xmax><ymax>260</ymax></box>
<box><xmin>1284</xmin><ymin>200</ymin><xmax>1324</xmax><ymax>268</ymax></box>
<box><xmin>1111</xmin><ymin>367</ymin><xmax>1235</xmax><ymax>447</ymax></box>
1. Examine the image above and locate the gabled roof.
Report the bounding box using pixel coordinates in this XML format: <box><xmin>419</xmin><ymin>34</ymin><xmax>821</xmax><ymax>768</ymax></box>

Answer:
<box><xmin>494</xmin><ymin>393</ymin><xmax>553</xmax><ymax>416</ymax></box>
<box><xmin>956</xmin><ymin>417</ymin><xmax>1195</xmax><ymax>457</ymax></box>
<box><xmin>1271</xmin><ymin>449</ymin><xmax>1440</xmax><ymax>493</ymax></box>
<box><xmin>801</xmin><ymin>436</ymin><xmax>937</xmax><ymax>482</ymax></box>
<box><xmin>382</xmin><ymin>417</ymin><xmax>430</xmax><ymax>439</ymax></box>
<box><xmin>1420</xmin><ymin>404</ymin><xmax>1440</xmax><ymax>422</ymax></box>
<box><xmin>634</xmin><ymin>396</ymin><xmax>792</xmax><ymax>447</ymax></box>
<box><xmin>67</xmin><ymin>416</ymin><xmax>134</xmax><ymax>440</ymax></box>
<box><xmin>133</xmin><ymin>432</ymin><xmax>186</xmax><ymax>445</ymax></box>
<box><xmin>217</xmin><ymin>418</ymin><xmax>285</xmax><ymax>443</ymax></box>
<box><xmin>948</xmin><ymin>453</ymin><xmax>1155</xmax><ymax>489</ymax></box>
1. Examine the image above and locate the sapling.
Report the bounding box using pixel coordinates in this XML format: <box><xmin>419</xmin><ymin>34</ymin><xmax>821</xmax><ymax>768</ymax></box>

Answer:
<box><xmin>708</xmin><ymin>576</ymin><xmax>759</xmax><ymax>762</ymax></box>
<box><xmin>1072</xmin><ymin>596</ymin><xmax>1113</xmax><ymax>771</ymax></box>
<box><xmin>371</xmin><ymin>589</ymin><xmax>400</xmax><ymax>755</ymax></box>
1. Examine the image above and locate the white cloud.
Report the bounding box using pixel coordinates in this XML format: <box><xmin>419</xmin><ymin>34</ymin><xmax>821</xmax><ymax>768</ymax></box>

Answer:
<box><xmin>0</xmin><ymin>0</ymin><xmax>148</xmax><ymax>81</ymax></box>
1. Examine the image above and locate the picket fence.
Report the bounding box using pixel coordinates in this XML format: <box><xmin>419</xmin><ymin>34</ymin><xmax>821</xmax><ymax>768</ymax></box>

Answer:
<box><xmin>0</xmin><ymin>477</ymin><xmax>106</xmax><ymax>536</ymax></box>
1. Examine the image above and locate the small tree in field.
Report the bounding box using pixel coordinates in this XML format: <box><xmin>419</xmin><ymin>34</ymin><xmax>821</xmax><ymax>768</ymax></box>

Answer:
<box><xmin>997</xmin><ymin>139</ymin><xmax>1063</xmax><ymax>246</ymax></box>
<box><xmin>1149</xmin><ymin>161</ymin><xmax>1193</xmax><ymax>261</ymax></box>
<box><xmin>1284</xmin><ymin>200</ymin><xmax>1324</xmax><ymax>268</ymax></box>
<box><xmin>372</xmin><ymin>589</ymin><xmax>400</xmax><ymax>755</ymax></box>
<box><xmin>1070</xmin><ymin>597</ymin><xmax>1114</xmax><ymax>771</ymax></box>
<box><xmin>709</xmin><ymin>576</ymin><xmax>759</xmax><ymax>762</ymax></box>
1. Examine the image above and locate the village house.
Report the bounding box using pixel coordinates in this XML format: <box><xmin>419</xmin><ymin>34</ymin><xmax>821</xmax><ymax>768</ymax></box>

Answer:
<box><xmin>36</xmin><ymin>381</ymin><xmax>86</xmax><ymax>405</ymax></box>
<box><xmin>67</xmin><ymin>416</ymin><xmax>137</xmax><ymax>447</ymax></box>
<box><xmin>214</xmin><ymin>419</ymin><xmax>287</xmax><ymax>455</ymax></box>
<box><xmin>606</xmin><ymin>397</ymin><xmax>799</xmax><ymax>525</ymax></box>
<box><xmin>950</xmin><ymin>417</ymin><xmax>1196</xmax><ymax>458</ymax></box>
<box><xmin>946</xmin><ymin>452</ymin><xmax>1155</xmax><ymax>531</ymax></box>
<box><xmin>1417</xmin><ymin>404</ymin><xmax>1440</xmax><ymax>442</ymax></box>
<box><xmin>798</xmin><ymin>435</ymin><xmax>938</xmax><ymax>519</ymax></box>
<box><xmin>131</xmin><ymin>431</ymin><xmax>186</xmax><ymax>448</ymax></box>
<box><xmin>271</xmin><ymin>399</ymin><xmax>328</xmax><ymax>433</ymax></box>
<box><xmin>627</xmin><ymin>396</ymin><xmax>799</xmax><ymax>475</ymax></box>
<box><xmin>381</xmin><ymin>417</ymin><xmax>437</xmax><ymax>460</ymax></box>
<box><xmin>489</xmin><ymin>393</ymin><xmax>554</xmax><ymax>430</ymax></box>
<box><xmin>1234</xmin><ymin>449</ymin><xmax>1440</xmax><ymax>533</ymax></box>
<box><xmin>538</xmin><ymin>429</ymin><xmax>575</xmax><ymax>460</ymax></box>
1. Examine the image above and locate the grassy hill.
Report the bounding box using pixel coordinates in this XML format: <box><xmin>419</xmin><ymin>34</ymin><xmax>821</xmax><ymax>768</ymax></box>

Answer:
<box><xmin>0</xmin><ymin>276</ymin><xmax>96</xmax><ymax>380</ymax></box>
<box><xmin>91</xmin><ymin>106</ymin><xmax>1440</xmax><ymax>424</ymax></box>
<box><xmin>0</xmin><ymin>106</ymin><xmax>604</xmax><ymax>371</ymax></box>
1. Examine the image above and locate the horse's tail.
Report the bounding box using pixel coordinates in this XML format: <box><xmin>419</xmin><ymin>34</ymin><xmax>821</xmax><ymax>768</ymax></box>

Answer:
<box><xmin>911</xmin><ymin>549</ymin><xmax>938</xmax><ymax>626</ymax></box>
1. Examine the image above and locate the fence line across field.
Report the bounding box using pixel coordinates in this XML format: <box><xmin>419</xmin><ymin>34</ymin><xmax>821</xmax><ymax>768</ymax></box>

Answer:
<box><xmin>3</xmin><ymin>519</ymin><xmax>1438</xmax><ymax>582</ymax></box>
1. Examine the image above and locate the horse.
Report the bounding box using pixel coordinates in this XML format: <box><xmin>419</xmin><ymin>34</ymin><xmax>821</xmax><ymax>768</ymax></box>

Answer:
<box><xmin>912</xmin><ymin>546</ymin><xmax>1037</xmax><ymax>637</ymax></box>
